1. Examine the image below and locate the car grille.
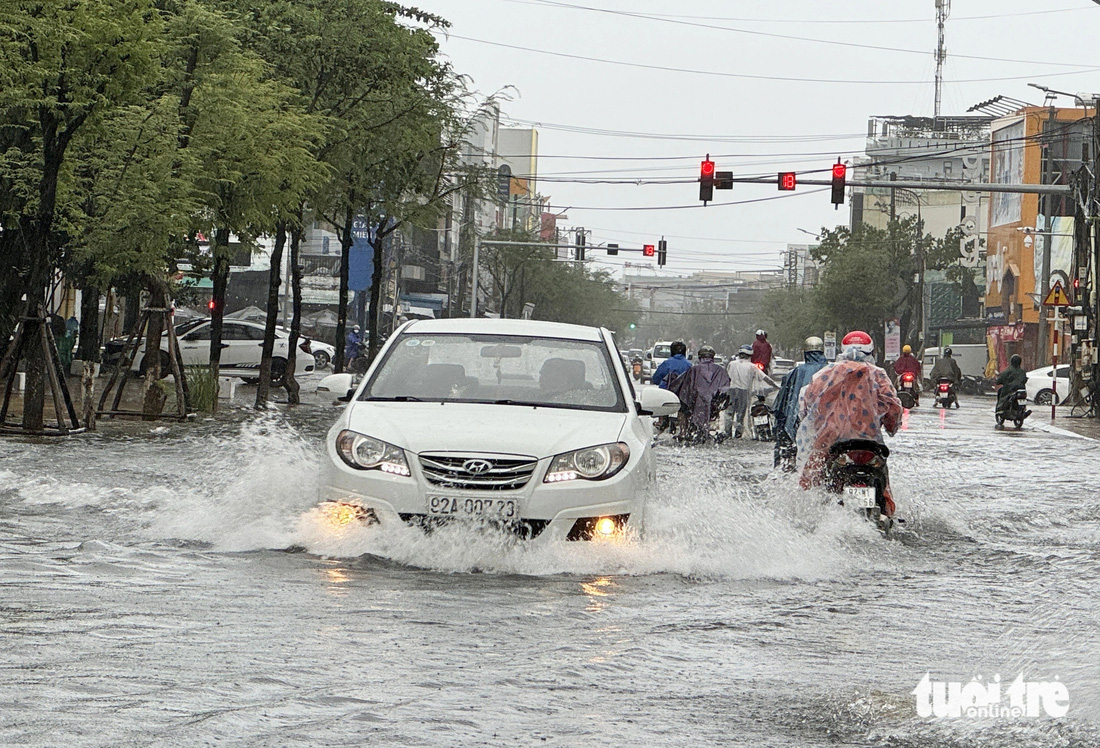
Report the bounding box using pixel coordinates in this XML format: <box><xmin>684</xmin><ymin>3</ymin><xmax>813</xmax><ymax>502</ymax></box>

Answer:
<box><xmin>418</xmin><ymin>453</ymin><xmax>538</xmax><ymax>491</ymax></box>
<box><xmin>399</xmin><ymin>514</ymin><xmax>550</xmax><ymax>540</ymax></box>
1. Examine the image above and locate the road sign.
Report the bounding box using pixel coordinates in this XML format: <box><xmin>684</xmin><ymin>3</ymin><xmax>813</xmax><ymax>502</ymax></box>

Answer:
<box><xmin>1042</xmin><ymin>281</ymin><xmax>1069</xmax><ymax>307</ymax></box>
<box><xmin>824</xmin><ymin>331</ymin><xmax>837</xmax><ymax>361</ymax></box>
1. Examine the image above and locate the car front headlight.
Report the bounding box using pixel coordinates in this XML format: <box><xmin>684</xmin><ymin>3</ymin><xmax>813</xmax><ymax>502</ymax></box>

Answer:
<box><xmin>336</xmin><ymin>430</ymin><xmax>410</xmax><ymax>476</ymax></box>
<box><xmin>544</xmin><ymin>442</ymin><xmax>630</xmax><ymax>483</ymax></box>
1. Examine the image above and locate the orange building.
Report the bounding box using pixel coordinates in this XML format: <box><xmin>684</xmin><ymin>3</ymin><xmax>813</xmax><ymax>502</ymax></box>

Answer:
<box><xmin>984</xmin><ymin>106</ymin><xmax>1088</xmax><ymax>370</ymax></box>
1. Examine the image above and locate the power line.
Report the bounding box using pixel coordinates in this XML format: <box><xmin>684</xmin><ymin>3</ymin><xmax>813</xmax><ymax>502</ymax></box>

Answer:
<box><xmin>444</xmin><ymin>34</ymin><xmax>1100</xmax><ymax>86</ymax></box>
<box><xmin>500</xmin><ymin>0</ymin><xmax>1092</xmax><ymax>25</ymax></box>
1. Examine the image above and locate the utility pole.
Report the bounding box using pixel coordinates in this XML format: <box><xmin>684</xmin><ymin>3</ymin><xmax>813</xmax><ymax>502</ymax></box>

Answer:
<box><xmin>1037</xmin><ymin>101</ymin><xmax>1057</xmax><ymax>364</ymax></box>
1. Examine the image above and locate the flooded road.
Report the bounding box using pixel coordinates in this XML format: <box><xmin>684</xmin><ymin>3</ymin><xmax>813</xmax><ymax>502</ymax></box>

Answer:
<box><xmin>1</xmin><ymin>397</ymin><xmax>1099</xmax><ymax>746</ymax></box>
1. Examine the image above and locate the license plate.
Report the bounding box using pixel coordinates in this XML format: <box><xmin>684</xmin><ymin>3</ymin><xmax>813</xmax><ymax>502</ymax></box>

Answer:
<box><xmin>844</xmin><ymin>486</ymin><xmax>876</xmax><ymax>509</ymax></box>
<box><xmin>753</xmin><ymin>415</ymin><xmax>770</xmax><ymax>425</ymax></box>
<box><xmin>427</xmin><ymin>495</ymin><xmax>519</xmax><ymax>519</ymax></box>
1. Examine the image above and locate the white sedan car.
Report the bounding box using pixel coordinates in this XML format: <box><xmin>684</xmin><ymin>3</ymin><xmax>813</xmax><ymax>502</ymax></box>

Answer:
<box><xmin>318</xmin><ymin>318</ymin><xmax>680</xmax><ymax>542</ymax></box>
<box><xmin>130</xmin><ymin>318</ymin><xmax>314</xmax><ymax>385</ymax></box>
<box><xmin>1026</xmin><ymin>364</ymin><xmax>1071</xmax><ymax>405</ymax></box>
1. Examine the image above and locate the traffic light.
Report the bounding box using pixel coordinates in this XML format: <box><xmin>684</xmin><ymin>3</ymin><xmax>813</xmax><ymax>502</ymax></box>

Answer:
<box><xmin>657</xmin><ymin>238</ymin><xmax>667</xmax><ymax>267</ymax></box>
<box><xmin>830</xmin><ymin>160</ymin><xmax>847</xmax><ymax>208</ymax></box>
<box><xmin>576</xmin><ymin>228</ymin><xmax>585</xmax><ymax>261</ymax></box>
<box><xmin>778</xmin><ymin>172</ymin><xmax>797</xmax><ymax>191</ymax></box>
<box><xmin>699</xmin><ymin>157</ymin><xmax>715</xmax><ymax>203</ymax></box>
<box><xmin>628</xmin><ymin>322</ymin><xmax>636</xmax><ymax>330</ymax></box>
<box><xmin>643</xmin><ymin>244</ymin><xmax>655</xmax><ymax>257</ymax></box>
<box><xmin>607</xmin><ymin>243</ymin><xmax>619</xmax><ymax>256</ymax></box>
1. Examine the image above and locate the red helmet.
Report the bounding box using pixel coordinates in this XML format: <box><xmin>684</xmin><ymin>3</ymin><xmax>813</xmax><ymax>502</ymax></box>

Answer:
<box><xmin>841</xmin><ymin>330</ymin><xmax>874</xmax><ymax>356</ymax></box>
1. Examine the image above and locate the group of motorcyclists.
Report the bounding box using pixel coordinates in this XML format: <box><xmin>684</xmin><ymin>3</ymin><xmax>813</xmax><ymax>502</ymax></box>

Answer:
<box><xmin>647</xmin><ymin>328</ymin><xmax>1033</xmax><ymax>524</ymax></box>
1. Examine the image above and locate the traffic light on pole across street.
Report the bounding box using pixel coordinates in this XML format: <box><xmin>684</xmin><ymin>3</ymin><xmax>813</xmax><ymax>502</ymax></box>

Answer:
<box><xmin>657</xmin><ymin>238</ymin><xmax>667</xmax><ymax>267</ymax></box>
<box><xmin>606</xmin><ymin>243</ymin><xmax>619</xmax><ymax>256</ymax></box>
<box><xmin>778</xmin><ymin>172</ymin><xmax>797</xmax><ymax>191</ymax></box>
<box><xmin>699</xmin><ymin>157</ymin><xmax>715</xmax><ymax>203</ymax></box>
<box><xmin>830</xmin><ymin>160</ymin><xmax>847</xmax><ymax>208</ymax></box>
<box><xmin>575</xmin><ymin>228</ymin><xmax>585</xmax><ymax>261</ymax></box>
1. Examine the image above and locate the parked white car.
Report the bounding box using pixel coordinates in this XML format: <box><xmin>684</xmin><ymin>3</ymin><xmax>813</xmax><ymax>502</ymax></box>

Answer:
<box><xmin>1026</xmin><ymin>364</ymin><xmax>1070</xmax><ymax>405</ymax></box>
<box><xmin>122</xmin><ymin>318</ymin><xmax>314</xmax><ymax>385</ymax></box>
<box><xmin>318</xmin><ymin>318</ymin><xmax>680</xmax><ymax>542</ymax></box>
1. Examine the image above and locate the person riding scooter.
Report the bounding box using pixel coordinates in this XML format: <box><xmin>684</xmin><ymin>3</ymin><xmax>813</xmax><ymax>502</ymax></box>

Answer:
<box><xmin>725</xmin><ymin>344</ymin><xmax>778</xmax><ymax>439</ymax></box>
<box><xmin>892</xmin><ymin>344</ymin><xmax>922</xmax><ymax>404</ymax></box>
<box><xmin>772</xmin><ymin>336</ymin><xmax>828</xmax><ymax>468</ymax></box>
<box><xmin>668</xmin><ymin>345</ymin><xmax>731</xmax><ymax>444</ymax></box>
<box><xmin>796</xmin><ymin>330</ymin><xmax>903</xmax><ymax>517</ymax></box>
<box><xmin>994</xmin><ymin>354</ymin><xmax>1031</xmax><ymax>419</ymax></box>
<box><xmin>929</xmin><ymin>347</ymin><xmax>962</xmax><ymax>408</ymax></box>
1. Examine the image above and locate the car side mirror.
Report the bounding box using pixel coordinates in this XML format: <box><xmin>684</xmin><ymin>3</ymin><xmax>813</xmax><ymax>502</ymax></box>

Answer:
<box><xmin>337</xmin><ymin>388</ymin><xmax>355</xmax><ymax>402</ymax></box>
<box><xmin>637</xmin><ymin>385</ymin><xmax>681</xmax><ymax>417</ymax></box>
<box><xmin>645</xmin><ymin>352</ymin><xmax>652</xmax><ymax>360</ymax></box>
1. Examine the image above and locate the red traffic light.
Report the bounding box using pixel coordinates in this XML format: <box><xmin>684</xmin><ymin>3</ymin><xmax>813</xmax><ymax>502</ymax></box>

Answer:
<box><xmin>700</xmin><ymin>160</ymin><xmax>715</xmax><ymax>178</ymax></box>
<box><xmin>832</xmin><ymin>163</ymin><xmax>847</xmax><ymax>180</ymax></box>
<box><xmin>208</xmin><ymin>299</ymin><xmax>216</xmax><ymax>310</ymax></box>
<box><xmin>778</xmin><ymin>172</ymin><xmax>797</xmax><ymax>191</ymax></box>
<box><xmin>643</xmin><ymin>244</ymin><xmax>655</xmax><ymax>257</ymax></box>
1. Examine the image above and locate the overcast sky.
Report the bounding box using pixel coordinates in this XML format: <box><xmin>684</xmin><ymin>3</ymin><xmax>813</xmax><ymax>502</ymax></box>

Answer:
<box><xmin>417</xmin><ymin>0</ymin><xmax>1100</xmax><ymax>278</ymax></box>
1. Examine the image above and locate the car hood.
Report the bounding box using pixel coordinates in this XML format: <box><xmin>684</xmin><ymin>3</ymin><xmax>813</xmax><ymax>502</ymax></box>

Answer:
<box><xmin>342</xmin><ymin>401</ymin><xmax>629</xmax><ymax>458</ymax></box>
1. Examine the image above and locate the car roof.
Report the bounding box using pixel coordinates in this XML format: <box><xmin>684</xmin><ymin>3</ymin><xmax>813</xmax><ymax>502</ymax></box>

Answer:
<box><xmin>401</xmin><ymin>318</ymin><xmax>606</xmax><ymax>342</ymax></box>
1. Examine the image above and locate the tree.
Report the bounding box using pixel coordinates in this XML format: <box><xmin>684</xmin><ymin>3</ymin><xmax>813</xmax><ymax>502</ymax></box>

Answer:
<box><xmin>0</xmin><ymin>0</ymin><xmax>164</xmax><ymax>430</ymax></box>
<box><xmin>810</xmin><ymin>216</ymin><xmax>963</xmax><ymax>351</ymax></box>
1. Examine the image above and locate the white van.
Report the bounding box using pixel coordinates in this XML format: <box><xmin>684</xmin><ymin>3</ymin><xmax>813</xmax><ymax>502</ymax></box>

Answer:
<box><xmin>921</xmin><ymin>344</ymin><xmax>988</xmax><ymax>383</ymax></box>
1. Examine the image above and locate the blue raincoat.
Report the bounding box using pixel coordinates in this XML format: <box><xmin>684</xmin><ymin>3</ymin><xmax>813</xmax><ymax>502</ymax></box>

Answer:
<box><xmin>772</xmin><ymin>349</ymin><xmax>828</xmax><ymax>442</ymax></box>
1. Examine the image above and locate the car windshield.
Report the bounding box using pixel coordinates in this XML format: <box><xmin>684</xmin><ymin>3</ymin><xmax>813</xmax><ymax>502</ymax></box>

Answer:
<box><xmin>174</xmin><ymin>319</ymin><xmax>206</xmax><ymax>336</ymax></box>
<box><xmin>654</xmin><ymin>344</ymin><xmax>672</xmax><ymax>358</ymax></box>
<box><xmin>361</xmin><ymin>333</ymin><xmax>626</xmax><ymax>411</ymax></box>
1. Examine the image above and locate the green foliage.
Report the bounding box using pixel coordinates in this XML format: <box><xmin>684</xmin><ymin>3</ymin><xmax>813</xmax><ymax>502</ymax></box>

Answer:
<box><xmin>479</xmin><ymin>227</ymin><xmax>637</xmax><ymax>332</ymax></box>
<box><xmin>184</xmin><ymin>365</ymin><xmax>218</xmax><ymax>412</ymax></box>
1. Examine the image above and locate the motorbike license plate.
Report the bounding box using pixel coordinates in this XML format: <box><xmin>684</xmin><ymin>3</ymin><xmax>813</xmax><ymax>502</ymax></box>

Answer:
<box><xmin>427</xmin><ymin>495</ymin><xmax>519</xmax><ymax>520</ymax></box>
<box><xmin>753</xmin><ymin>415</ymin><xmax>770</xmax><ymax>425</ymax></box>
<box><xmin>843</xmin><ymin>486</ymin><xmax>876</xmax><ymax>509</ymax></box>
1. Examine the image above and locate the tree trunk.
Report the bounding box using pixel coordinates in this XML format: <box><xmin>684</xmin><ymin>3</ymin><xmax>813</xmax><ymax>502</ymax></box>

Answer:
<box><xmin>335</xmin><ymin>205</ymin><xmax>353</xmax><ymax>373</ymax></box>
<box><xmin>255</xmin><ymin>222</ymin><xmax>287</xmax><ymax>409</ymax></box>
<box><xmin>367</xmin><ymin>224</ymin><xmax>385</xmax><ymax>364</ymax></box>
<box><xmin>141</xmin><ymin>281</ymin><xmax>167</xmax><ymax>420</ymax></box>
<box><xmin>285</xmin><ymin>226</ymin><xmax>304</xmax><ymax>405</ymax></box>
<box><xmin>77</xmin><ymin>286</ymin><xmax>101</xmax><ymax>362</ymax></box>
<box><xmin>209</xmin><ymin>227</ymin><xmax>231</xmax><ymax>411</ymax></box>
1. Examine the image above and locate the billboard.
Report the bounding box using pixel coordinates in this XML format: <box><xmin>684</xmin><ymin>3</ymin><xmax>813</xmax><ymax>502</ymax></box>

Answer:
<box><xmin>990</xmin><ymin>121</ymin><xmax>1024</xmax><ymax>227</ymax></box>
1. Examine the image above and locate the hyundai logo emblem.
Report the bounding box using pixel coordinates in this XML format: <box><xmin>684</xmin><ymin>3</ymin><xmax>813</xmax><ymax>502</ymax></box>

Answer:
<box><xmin>462</xmin><ymin>459</ymin><xmax>493</xmax><ymax>475</ymax></box>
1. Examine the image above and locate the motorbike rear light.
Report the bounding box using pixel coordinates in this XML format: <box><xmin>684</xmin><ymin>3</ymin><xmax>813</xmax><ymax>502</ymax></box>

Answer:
<box><xmin>902</xmin><ymin>373</ymin><xmax>914</xmax><ymax>382</ymax></box>
<box><xmin>846</xmin><ymin>450</ymin><xmax>876</xmax><ymax>465</ymax></box>
<box><xmin>938</xmin><ymin>384</ymin><xmax>949</xmax><ymax>392</ymax></box>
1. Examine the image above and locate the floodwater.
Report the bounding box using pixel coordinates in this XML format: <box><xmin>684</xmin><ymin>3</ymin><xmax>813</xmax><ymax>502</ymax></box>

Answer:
<box><xmin>1</xmin><ymin>394</ymin><xmax>1099</xmax><ymax>746</ymax></box>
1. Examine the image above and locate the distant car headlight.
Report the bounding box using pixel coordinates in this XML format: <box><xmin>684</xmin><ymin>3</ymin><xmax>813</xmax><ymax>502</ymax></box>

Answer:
<box><xmin>544</xmin><ymin>442</ymin><xmax>630</xmax><ymax>483</ymax></box>
<box><xmin>335</xmin><ymin>430</ymin><xmax>410</xmax><ymax>476</ymax></box>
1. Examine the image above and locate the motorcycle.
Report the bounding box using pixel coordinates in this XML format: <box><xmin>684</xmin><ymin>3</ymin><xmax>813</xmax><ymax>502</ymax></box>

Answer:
<box><xmin>934</xmin><ymin>377</ymin><xmax>959</xmax><ymax>409</ymax></box>
<box><xmin>996</xmin><ymin>387</ymin><xmax>1031</xmax><ymax>429</ymax></box>
<box><xmin>750</xmin><ymin>394</ymin><xmax>774</xmax><ymax>441</ymax></box>
<box><xmin>824</xmin><ymin>439</ymin><xmax>893</xmax><ymax>533</ymax></box>
<box><xmin>631</xmin><ymin>356</ymin><xmax>643</xmax><ymax>382</ymax></box>
<box><xmin>676</xmin><ymin>390</ymin><xmax>730</xmax><ymax>446</ymax></box>
<box><xmin>896</xmin><ymin>372</ymin><xmax>919</xmax><ymax>409</ymax></box>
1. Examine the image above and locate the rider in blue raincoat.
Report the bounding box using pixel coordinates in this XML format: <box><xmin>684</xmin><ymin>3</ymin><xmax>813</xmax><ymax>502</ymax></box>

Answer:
<box><xmin>651</xmin><ymin>340</ymin><xmax>691</xmax><ymax>389</ymax></box>
<box><xmin>772</xmin><ymin>336</ymin><xmax>828</xmax><ymax>465</ymax></box>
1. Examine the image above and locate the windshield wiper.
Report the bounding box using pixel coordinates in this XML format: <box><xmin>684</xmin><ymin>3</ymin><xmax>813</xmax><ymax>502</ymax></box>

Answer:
<box><xmin>491</xmin><ymin>399</ymin><xmax>539</xmax><ymax>406</ymax></box>
<box><xmin>365</xmin><ymin>395</ymin><xmax>424</xmax><ymax>402</ymax></box>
